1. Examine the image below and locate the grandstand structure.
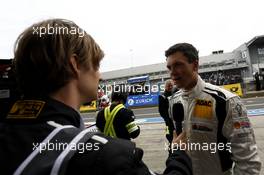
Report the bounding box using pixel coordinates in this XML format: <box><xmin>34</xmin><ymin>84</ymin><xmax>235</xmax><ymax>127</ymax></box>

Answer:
<box><xmin>101</xmin><ymin>35</ymin><xmax>264</xmax><ymax>91</ymax></box>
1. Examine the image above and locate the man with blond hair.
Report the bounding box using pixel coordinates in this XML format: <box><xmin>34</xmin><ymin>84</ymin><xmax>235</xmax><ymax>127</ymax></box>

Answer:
<box><xmin>0</xmin><ymin>19</ymin><xmax>192</xmax><ymax>175</ymax></box>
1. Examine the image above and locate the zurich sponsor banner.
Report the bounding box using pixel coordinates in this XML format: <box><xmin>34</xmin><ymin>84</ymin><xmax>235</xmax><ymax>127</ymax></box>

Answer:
<box><xmin>126</xmin><ymin>93</ymin><xmax>159</xmax><ymax>107</ymax></box>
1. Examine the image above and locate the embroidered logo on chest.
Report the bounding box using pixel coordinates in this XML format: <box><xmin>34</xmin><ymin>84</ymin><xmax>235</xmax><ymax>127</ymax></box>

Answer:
<box><xmin>7</xmin><ymin>100</ymin><xmax>45</xmax><ymax>119</ymax></box>
<box><xmin>193</xmin><ymin>99</ymin><xmax>213</xmax><ymax>120</ymax></box>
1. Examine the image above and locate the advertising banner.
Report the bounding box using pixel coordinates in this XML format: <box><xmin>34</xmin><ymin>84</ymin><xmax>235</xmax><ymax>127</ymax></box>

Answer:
<box><xmin>80</xmin><ymin>100</ymin><xmax>97</xmax><ymax>112</ymax></box>
<box><xmin>126</xmin><ymin>93</ymin><xmax>159</xmax><ymax>107</ymax></box>
<box><xmin>221</xmin><ymin>83</ymin><xmax>243</xmax><ymax>97</ymax></box>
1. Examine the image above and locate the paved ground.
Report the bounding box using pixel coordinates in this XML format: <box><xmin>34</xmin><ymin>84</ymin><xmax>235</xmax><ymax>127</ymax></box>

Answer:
<box><xmin>132</xmin><ymin>123</ymin><xmax>167</xmax><ymax>173</ymax></box>
<box><xmin>133</xmin><ymin>115</ymin><xmax>264</xmax><ymax>174</ymax></box>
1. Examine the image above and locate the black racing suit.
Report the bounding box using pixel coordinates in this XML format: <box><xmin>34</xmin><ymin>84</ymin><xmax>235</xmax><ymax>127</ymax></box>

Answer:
<box><xmin>0</xmin><ymin>97</ymin><xmax>192</xmax><ymax>175</ymax></box>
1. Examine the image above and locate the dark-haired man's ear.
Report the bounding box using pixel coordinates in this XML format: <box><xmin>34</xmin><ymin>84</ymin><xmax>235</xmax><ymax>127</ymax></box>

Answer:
<box><xmin>193</xmin><ymin>60</ymin><xmax>199</xmax><ymax>72</ymax></box>
<box><xmin>70</xmin><ymin>54</ymin><xmax>80</xmax><ymax>78</ymax></box>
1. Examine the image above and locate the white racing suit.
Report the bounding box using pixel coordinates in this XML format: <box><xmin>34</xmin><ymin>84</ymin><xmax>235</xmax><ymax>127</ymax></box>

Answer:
<box><xmin>168</xmin><ymin>76</ymin><xmax>261</xmax><ymax>175</ymax></box>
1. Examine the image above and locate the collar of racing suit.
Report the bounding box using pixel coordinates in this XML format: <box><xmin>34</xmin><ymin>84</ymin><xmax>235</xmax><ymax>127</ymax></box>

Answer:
<box><xmin>181</xmin><ymin>75</ymin><xmax>205</xmax><ymax>99</ymax></box>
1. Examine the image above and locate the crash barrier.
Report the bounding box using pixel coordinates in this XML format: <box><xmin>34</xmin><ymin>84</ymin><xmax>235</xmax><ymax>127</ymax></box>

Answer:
<box><xmin>80</xmin><ymin>100</ymin><xmax>97</xmax><ymax>112</ymax></box>
<box><xmin>80</xmin><ymin>83</ymin><xmax>245</xmax><ymax>110</ymax></box>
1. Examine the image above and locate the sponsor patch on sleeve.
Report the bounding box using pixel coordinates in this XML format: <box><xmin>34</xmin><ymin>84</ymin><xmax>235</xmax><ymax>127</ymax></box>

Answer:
<box><xmin>7</xmin><ymin>100</ymin><xmax>45</xmax><ymax>119</ymax></box>
<box><xmin>230</xmin><ymin>98</ymin><xmax>248</xmax><ymax>119</ymax></box>
<box><xmin>232</xmin><ymin>118</ymin><xmax>252</xmax><ymax>135</ymax></box>
<box><xmin>233</xmin><ymin>121</ymin><xmax>251</xmax><ymax>129</ymax></box>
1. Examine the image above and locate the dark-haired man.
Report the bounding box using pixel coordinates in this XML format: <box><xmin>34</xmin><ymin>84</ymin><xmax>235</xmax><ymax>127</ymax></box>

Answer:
<box><xmin>166</xmin><ymin>43</ymin><xmax>261</xmax><ymax>175</ymax></box>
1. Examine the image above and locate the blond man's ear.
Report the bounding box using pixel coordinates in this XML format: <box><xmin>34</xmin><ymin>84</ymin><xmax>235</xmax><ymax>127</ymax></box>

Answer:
<box><xmin>69</xmin><ymin>54</ymin><xmax>80</xmax><ymax>78</ymax></box>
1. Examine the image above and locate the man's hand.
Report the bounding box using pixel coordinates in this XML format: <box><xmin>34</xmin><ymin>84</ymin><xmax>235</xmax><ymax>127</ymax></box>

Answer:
<box><xmin>171</xmin><ymin>131</ymin><xmax>187</xmax><ymax>151</ymax></box>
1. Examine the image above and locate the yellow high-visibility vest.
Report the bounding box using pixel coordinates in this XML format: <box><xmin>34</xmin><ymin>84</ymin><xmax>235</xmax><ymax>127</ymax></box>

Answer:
<box><xmin>103</xmin><ymin>104</ymin><xmax>125</xmax><ymax>138</ymax></box>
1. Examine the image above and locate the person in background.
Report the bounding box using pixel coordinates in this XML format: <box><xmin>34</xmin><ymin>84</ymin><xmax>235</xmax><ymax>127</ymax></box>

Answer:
<box><xmin>158</xmin><ymin>79</ymin><xmax>175</xmax><ymax>153</ymax></box>
<box><xmin>254</xmin><ymin>72</ymin><xmax>261</xmax><ymax>91</ymax></box>
<box><xmin>99</xmin><ymin>94</ymin><xmax>110</xmax><ymax>109</ymax></box>
<box><xmin>96</xmin><ymin>89</ymin><xmax>140</xmax><ymax>140</ymax></box>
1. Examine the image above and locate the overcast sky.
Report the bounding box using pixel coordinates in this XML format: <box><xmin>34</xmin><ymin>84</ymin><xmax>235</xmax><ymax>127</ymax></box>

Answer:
<box><xmin>1</xmin><ymin>0</ymin><xmax>264</xmax><ymax>72</ymax></box>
